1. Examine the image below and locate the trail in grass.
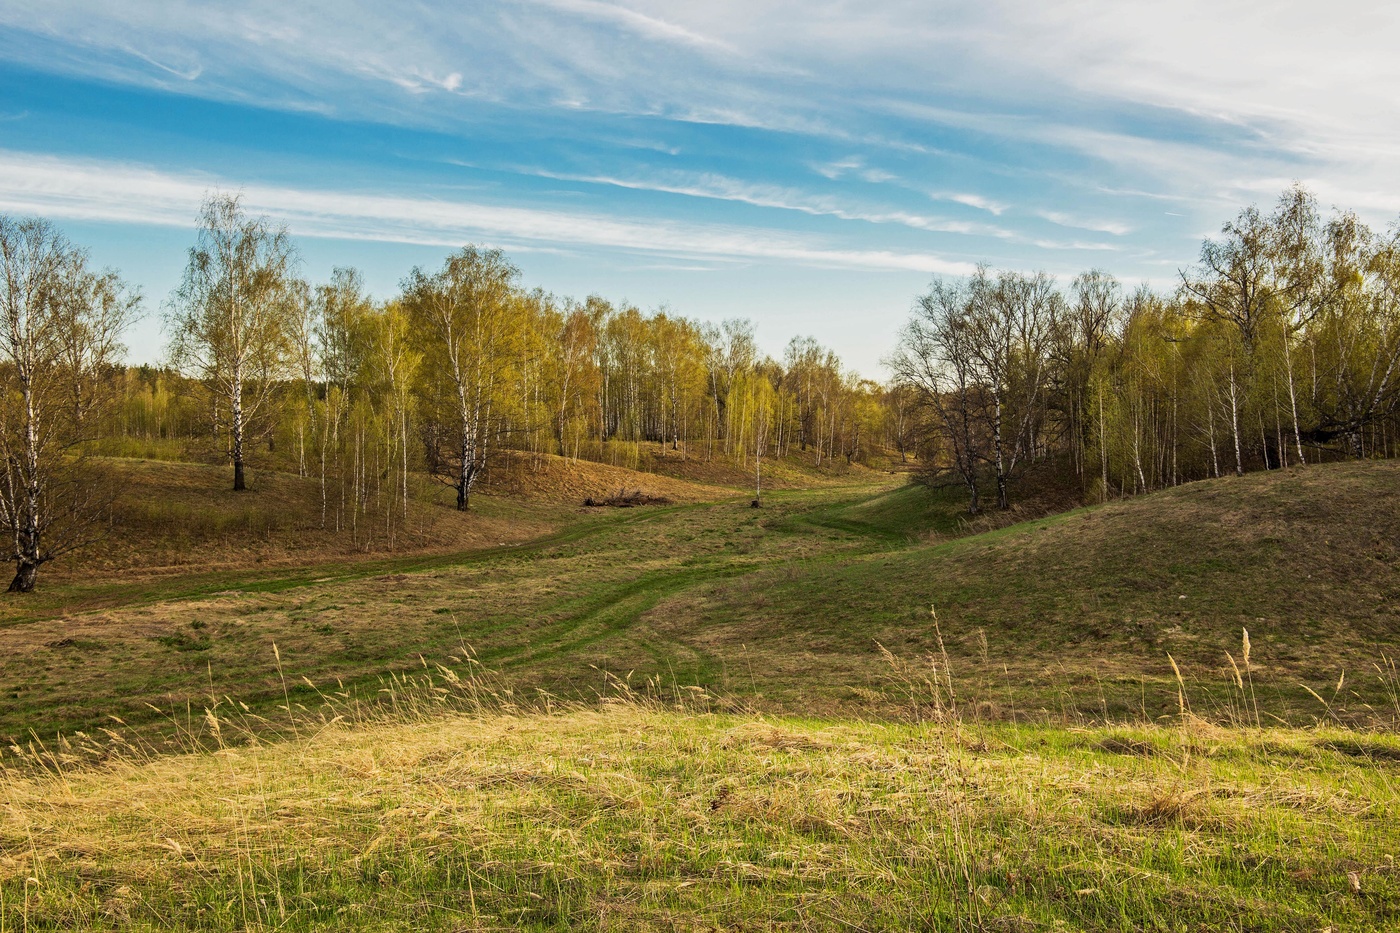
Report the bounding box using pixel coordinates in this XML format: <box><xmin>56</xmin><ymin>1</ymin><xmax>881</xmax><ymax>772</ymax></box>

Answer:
<box><xmin>277</xmin><ymin>480</ymin><xmax>917</xmax><ymax>716</ymax></box>
<box><xmin>13</xmin><ymin>462</ymin><xmax>1400</xmax><ymax>741</ymax></box>
<box><xmin>3</xmin><ymin>476</ymin><xmax>921</xmax><ymax>739</ymax></box>
<box><xmin>0</xmin><ymin>496</ymin><xmax>727</xmax><ymax>628</ymax></box>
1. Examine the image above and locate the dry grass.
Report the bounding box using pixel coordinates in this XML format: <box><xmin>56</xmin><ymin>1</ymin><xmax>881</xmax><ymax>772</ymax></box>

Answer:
<box><xmin>0</xmin><ymin>693</ymin><xmax>1396</xmax><ymax>931</ymax></box>
<box><xmin>71</xmin><ymin>459</ymin><xmax>556</xmax><ymax>579</ymax></box>
<box><xmin>636</xmin><ymin>443</ymin><xmax>884</xmax><ymax>491</ymax></box>
<box><xmin>5</xmin><ymin>451</ymin><xmax>1400</xmax><ymax>929</ymax></box>
<box><xmin>11</xmin><ymin>461</ymin><xmax>1400</xmax><ymax>748</ymax></box>
<box><xmin>66</xmin><ymin>452</ymin><xmax>734</xmax><ymax>582</ymax></box>
<box><xmin>669</xmin><ymin>460</ymin><xmax>1400</xmax><ymax>723</ymax></box>
<box><xmin>482</xmin><ymin>449</ymin><xmax>736</xmax><ymax>504</ymax></box>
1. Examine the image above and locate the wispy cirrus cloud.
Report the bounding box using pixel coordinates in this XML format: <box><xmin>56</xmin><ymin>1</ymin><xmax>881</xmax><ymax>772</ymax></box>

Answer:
<box><xmin>505</xmin><ymin>165</ymin><xmax>1019</xmax><ymax>239</ymax></box>
<box><xmin>0</xmin><ymin>150</ymin><xmax>977</xmax><ymax>275</ymax></box>
<box><xmin>5</xmin><ymin>1</ymin><xmax>1396</xmax><ymax>214</ymax></box>
<box><xmin>518</xmin><ymin>0</ymin><xmax>737</xmax><ymax>54</ymax></box>
<box><xmin>503</xmin><ymin>166</ymin><xmax>1127</xmax><ymax>251</ymax></box>
<box><xmin>934</xmin><ymin>192</ymin><xmax>1007</xmax><ymax>216</ymax></box>
<box><xmin>1036</xmin><ymin>210</ymin><xmax>1132</xmax><ymax>237</ymax></box>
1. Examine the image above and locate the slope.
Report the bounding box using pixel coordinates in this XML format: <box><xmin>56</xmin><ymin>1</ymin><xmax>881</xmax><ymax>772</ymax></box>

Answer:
<box><xmin>668</xmin><ymin>460</ymin><xmax>1400</xmax><ymax>721</ymax></box>
<box><xmin>6</xmin><ymin>461</ymin><xmax>1399</xmax><ymax>742</ymax></box>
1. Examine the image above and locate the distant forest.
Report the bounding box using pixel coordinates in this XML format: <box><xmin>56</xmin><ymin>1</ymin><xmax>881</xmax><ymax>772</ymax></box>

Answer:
<box><xmin>892</xmin><ymin>186</ymin><xmax>1400</xmax><ymax>513</ymax></box>
<box><xmin>1</xmin><ymin>184</ymin><xmax>1398</xmax><ymax>588</ymax></box>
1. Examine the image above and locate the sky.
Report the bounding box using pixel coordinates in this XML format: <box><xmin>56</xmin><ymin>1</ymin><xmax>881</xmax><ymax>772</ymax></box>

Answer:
<box><xmin>2</xmin><ymin>1</ymin><xmax>1398</xmax><ymax>377</ymax></box>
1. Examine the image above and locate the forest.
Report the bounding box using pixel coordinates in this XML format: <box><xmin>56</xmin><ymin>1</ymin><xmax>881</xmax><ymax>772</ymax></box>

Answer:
<box><xmin>3</xmin><ymin>184</ymin><xmax>1400</xmax><ymax>590</ymax></box>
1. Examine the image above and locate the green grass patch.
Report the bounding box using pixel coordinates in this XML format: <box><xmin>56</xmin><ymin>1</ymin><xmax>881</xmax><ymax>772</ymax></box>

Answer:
<box><xmin>2</xmin><ymin>705</ymin><xmax>1396</xmax><ymax>931</ymax></box>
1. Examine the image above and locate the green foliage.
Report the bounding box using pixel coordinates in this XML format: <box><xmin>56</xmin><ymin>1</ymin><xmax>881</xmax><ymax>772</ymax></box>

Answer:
<box><xmin>895</xmin><ymin>185</ymin><xmax>1400</xmax><ymax>513</ymax></box>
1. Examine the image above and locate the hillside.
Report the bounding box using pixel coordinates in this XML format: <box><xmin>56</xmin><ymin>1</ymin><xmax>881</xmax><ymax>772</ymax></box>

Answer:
<box><xmin>673</xmin><ymin>460</ymin><xmax>1400</xmax><ymax>721</ymax></box>
<box><xmin>55</xmin><ymin>453</ymin><xmax>734</xmax><ymax>582</ymax></box>
<box><xmin>479</xmin><ymin>448</ymin><xmax>741</xmax><ymax>503</ymax></box>
<box><xmin>5</xmin><ymin>460</ymin><xmax>1400</xmax><ymax>931</ymax></box>
<box><xmin>73</xmin><ymin>458</ymin><xmax>553</xmax><ymax>578</ymax></box>
<box><xmin>6</xmin><ymin>460</ymin><xmax>1399</xmax><ymax>743</ymax></box>
<box><xmin>58</xmin><ymin>446</ymin><xmax>874</xmax><ymax>586</ymax></box>
<box><xmin>486</xmin><ymin>442</ymin><xmax>892</xmax><ymax>493</ymax></box>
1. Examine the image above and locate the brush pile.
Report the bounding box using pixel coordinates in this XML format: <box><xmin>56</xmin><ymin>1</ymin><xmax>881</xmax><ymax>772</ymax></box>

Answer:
<box><xmin>583</xmin><ymin>488</ymin><xmax>674</xmax><ymax>508</ymax></box>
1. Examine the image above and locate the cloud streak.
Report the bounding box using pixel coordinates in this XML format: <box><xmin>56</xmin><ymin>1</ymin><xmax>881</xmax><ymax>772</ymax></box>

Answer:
<box><xmin>508</xmin><ymin>165</ymin><xmax>1022</xmax><ymax>240</ymax></box>
<box><xmin>519</xmin><ymin>0</ymin><xmax>737</xmax><ymax>54</ymax></box>
<box><xmin>0</xmin><ymin>150</ymin><xmax>977</xmax><ymax>275</ymax></box>
<box><xmin>2</xmin><ymin>0</ymin><xmax>1398</xmax><ymax>382</ymax></box>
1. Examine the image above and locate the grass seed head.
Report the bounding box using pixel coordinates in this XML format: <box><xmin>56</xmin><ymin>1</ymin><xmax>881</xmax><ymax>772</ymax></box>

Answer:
<box><xmin>1226</xmin><ymin>653</ymin><xmax>1244</xmax><ymax>691</ymax></box>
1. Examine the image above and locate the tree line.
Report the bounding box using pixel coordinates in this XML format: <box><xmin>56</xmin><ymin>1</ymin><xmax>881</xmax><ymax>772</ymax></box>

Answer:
<box><xmin>0</xmin><ymin>194</ymin><xmax>891</xmax><ymax>590</ymax></box>
<box><xmin>891</xmin><ymin>185</ymin><xmax>1400</xmax><ymax>513</ymax></box>
<box><xmin>157</xmin><ymin>197</ymin><xmax>888</xmax><ymax>514</ymax></box>
<box><xmin>9</xmin><ymin>184</ymin><xmax>1396</xmax><ymax>591</ymax></box>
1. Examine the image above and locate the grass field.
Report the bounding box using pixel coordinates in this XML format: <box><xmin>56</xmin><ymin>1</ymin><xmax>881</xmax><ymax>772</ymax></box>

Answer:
<box><xmin>2</xmin><ymin>457</ymin><xmax>1399</xmax><ymax>929</ymax></box>
<box><xmin>8</xmin><ymin>459</ymin><xmax>1399</xmax><ymax>742</ymax></box>
<box><xmin>72</xmin><ymin>451</ymin><xmax>743</xmax><ymax>581</ymax></box>
<box><xmin>4</xmin><ymin>697</ymin><xmax>1398</xmax><ymax>931</ymax></box>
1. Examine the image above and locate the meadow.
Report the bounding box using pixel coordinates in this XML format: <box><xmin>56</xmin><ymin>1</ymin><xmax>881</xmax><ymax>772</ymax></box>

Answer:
<box><xmin>1</xmin><ymin>455</ymin><xmax>1398</xmax><ymax>930</ymax></box>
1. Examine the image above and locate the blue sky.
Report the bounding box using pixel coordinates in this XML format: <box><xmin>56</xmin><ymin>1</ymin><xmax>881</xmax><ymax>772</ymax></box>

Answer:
<box><xmin>2</xmin><ymin>1</ymin><xmax>1397</xmax><ymax>376</ymax></box>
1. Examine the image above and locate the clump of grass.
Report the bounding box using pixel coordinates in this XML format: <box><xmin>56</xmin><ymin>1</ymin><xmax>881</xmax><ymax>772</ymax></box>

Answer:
<box><xmin>1096</xmin><ymin>734</ymin><xmax>1160</xmax><ymax>757</ymax></box>
<box><xmin>581</xmin><ymin>488</ymin><xmax>674</xmax><ymax>508</ymax></box>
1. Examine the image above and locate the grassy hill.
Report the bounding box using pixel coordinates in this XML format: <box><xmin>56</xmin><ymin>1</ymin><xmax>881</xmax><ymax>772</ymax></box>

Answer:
<box><xmin>671</xmin><ymin>460</ymin><xmax>1400</xmax><ymax>723</ymax></box>
<box><xmin>5</xmin><ymin>458</ymin><xmax>1399</xmax><ymax>743</ymax></box>
<box><xmin>49</xmin><ymin>453</ymin><xmax>736</xmax><ymax>582</ymax></box>
<box><xmin>73</xmin><ymin>458</ymin><xmax>555</xmax><ymax>578</ymax></box>
<box><xmin>4</xmin><ymin>458</ymin><xmax>1400</xmax><ymax>930</ymax></box>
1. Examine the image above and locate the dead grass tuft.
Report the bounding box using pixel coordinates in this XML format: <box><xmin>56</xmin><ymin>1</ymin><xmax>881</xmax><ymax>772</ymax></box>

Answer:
<box><xmin>1128</xmin><ymin>785</ymin><xmax>1212</xmax><ymax>826</ymax></box>
<box><xmin>1319</xmin><ymin>736</ymin><xmax>1400</xmax><ymax>763</ymax></box>
<box><xmin>1096</xmin><ymin>735</ymin><xmax>1160</xmax><ymax>757</ymax></box>
<box><xmin>721</xmin><ymin>723</ymin><xmax>836</xmax><ymax>751</ymax></box>
<box><xmin>583</xmin><ymin>489</ymin><xmax>674</xmax><ymax>508</ymax></box>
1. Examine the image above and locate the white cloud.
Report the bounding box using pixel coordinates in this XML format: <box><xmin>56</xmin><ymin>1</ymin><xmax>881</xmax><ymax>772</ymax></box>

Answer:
<box><xmin>512</xmin><ymin>166</ymin><xmax>1019</xmax><ymax>239</ymax></box>
<box><xmin>0</xmin><ymin>150</ymin><xmax>978</xmax><ymax>275</ymax></box>
<box><xmin>1036</xmin><ymin>210</ymin><xmax>1131</xmax><ymax>237</ymax></box>
<box><xmin>5</xmin><ymin>2</ymin><xmax>1395</xmax><ymax>201</ymax></box>
<box><xmin>518</xmin><ymin>0</ymin><xmax>737</xmax><ymax>54</ymax></box>
<box><xmin>120</xmin><ymin>46</ymin><xmax>202</xmax><ymax>81</ymax></box>
<box><xmin>937</xmin><ymin>192</ymin><xmax>1007</xmax><ymax>215</ymax></box>
<box><xmin>812</xmin><ymin>157</ymin><xmax>866</xmax><ymax>180</ymax></box>
<box><xmin>3</xmin><ymin>0</ymin><xmax>1399</xmax><ymax>279</ymax></box>
<box><xmin>1030</xmin><ymin>239</ymin><xmax>1118</xmax><ymax>252</ymax></box>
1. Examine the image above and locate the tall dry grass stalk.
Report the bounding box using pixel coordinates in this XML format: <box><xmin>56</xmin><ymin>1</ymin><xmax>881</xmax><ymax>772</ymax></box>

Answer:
<box><xmin>1377</xmin><ymin>654</ymin><xmax>1400</xmax><ymax>728</ymax></box>
<box><xmin>1242</xmin><ymin>628</ymin><xmax>1262</xmax><ymax>727</ymax></box>
<box><xmin>1223</xmin><ymin>628</ymin><xmax>1262</xmax><ymax>728</ymax></box>
<box><xmin>1168</xmin><ymin>653</ymin><xmax>1188</xmax><ymax>722</ymax></box>
<box><xmin>0</xmin><ymin>638</ymin><xmax>739</xmax><ymax>781</ymax></box>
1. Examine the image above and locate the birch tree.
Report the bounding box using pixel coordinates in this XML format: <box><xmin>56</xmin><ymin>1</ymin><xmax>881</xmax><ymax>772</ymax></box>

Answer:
<box><xmin>403</xmin><ymin>246</ymin><xmax>520</xmax><ymax>512</ymax></box>
<box><xmin>0</xmin><ymin>215</ymin><xmax>137</xmax><ymax>591</ymax></box>
<box><xmin>964</xmin><ymin>269</ymin><xmax>1061</xmax><ymax>509</ymax></box>
<box><xmin>166</xmin><ymin>194</ymin><xmax>298</xmax><ymax>491</ymax></box>
<box><xmin>889</xmin><ymin>277</ymin><xmax>989</xmax><ymax>513</ymax></box>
